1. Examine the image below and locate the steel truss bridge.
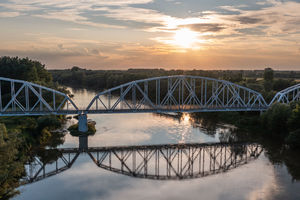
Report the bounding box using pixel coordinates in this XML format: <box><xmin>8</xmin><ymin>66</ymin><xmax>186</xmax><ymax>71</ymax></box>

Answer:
<box><xmin>21</xmin><ymin>142</ymin><xmax>262</xmax><ymax>184</ymax></box>
<box><xmin>0</xmin><ymin>76</ymin><xmax>299</xmax><ymax>131</ymax></box>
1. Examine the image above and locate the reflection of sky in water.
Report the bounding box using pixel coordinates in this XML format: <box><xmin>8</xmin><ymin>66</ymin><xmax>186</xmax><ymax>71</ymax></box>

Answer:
<box><xmin>16</xmin><ymin>154</ymin><xmax>281</xmax><ymax>200</ymax></box>
<box><xmin>14</xmin><ymin>87</ymin><xmax>300</xmax><ymax>200</ymax></box>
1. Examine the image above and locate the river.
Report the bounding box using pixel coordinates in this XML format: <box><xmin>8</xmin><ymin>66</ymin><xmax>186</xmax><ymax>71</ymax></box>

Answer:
<box><xmin>14</xmin><ymin>87</ymin><xmax>300</xmax><ymax>200</ymax></box>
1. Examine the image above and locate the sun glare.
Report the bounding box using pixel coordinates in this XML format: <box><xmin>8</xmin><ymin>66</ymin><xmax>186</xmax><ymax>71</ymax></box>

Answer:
<box><xmin>173</xmin><ymin>28</ymin><xmax>198</xmax><ymax>48</ymax></box>
<box><xmin>182</xmin><ymin>113</ymin><xmax>190</xmax><ymax>122</ymax></box>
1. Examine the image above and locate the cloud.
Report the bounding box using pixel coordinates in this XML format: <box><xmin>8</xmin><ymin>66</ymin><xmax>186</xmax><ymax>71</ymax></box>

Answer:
<box><xmin>0</xmin><ymin>11</ymin><xmax>20</xmax><ymax>17</ymax></box>
<box><xmin>1</xmin><ymin>0</ymin><xmax>300</xmax><ymax>69</ymax></box>
<box><xmin>33</xmin><ymin>9</ymin><xmax>124</xmax><ymax>29</ymax></box>
<box><xmin>180</xmin><ymin>23</ymin><xmax>225</xmax><ymax>33</ymax></box>
<box><xmin>0</xmin><ymin>0</ymin><xmax>153</xmax><ymax>28</ymax></box>
<box><xmin>0</xmin><ymin>3</ymin><xmax>39</xmax><ymax>11</ymax></box>
<box><xmin>236</xmin><ymin>16</ymin><xmax>262</xmax><ymax>24</ymax></box>
<box><xmin>98</xmin><ymin>6</ymin><xmax>169</xmax><ymax>25</ymax></box>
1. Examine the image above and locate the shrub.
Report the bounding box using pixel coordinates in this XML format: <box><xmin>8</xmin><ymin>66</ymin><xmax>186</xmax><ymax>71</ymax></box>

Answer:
<box><xmin>286</xmin><ymin>129</ymin><xmax>300</xmax><ymax>149</ymax></box>
<box><xmin>261</xmin><ymin>103</ymin><xmax>291</xmax><ymax>136</ymax></box>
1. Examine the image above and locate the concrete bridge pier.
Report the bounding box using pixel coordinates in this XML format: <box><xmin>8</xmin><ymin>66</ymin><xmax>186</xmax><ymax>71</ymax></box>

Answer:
<box><xmin>78</xmin><ymin>113</ymin><xmax>88</xmax><ymax>132</ymax></box>
<box><xmin>79</xmin><ymin>135</ymin><xmax>88</xmax><ymax>150</ymax></box>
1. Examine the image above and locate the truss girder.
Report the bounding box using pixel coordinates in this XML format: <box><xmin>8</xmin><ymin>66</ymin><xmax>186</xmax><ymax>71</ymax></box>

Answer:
<box><xmin>0</xmin><ymin>77</ymin><xmax>78</xmax><ymax>116</ymax></box>
<box><xmin>270</xmin><ymin>83</ymin><xmax>300</xmax><ymax>105</ymax></box>
<box><xmin>86</xmin><ymin>75</ymin><xmax>268</xmax><ymax>112</ymax></box>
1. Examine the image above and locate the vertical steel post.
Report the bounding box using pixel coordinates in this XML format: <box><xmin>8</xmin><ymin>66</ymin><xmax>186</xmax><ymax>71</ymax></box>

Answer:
<box><xmin>132</xmin><ymin>83</ymin><xmax>136</xmax><ymax>109</ymax></box>
<box><xmin>120</xmin><ymin>87</ymin><xmax>123</xmax><ymax>109</ymax></box>
<box><xmin>0</xmin><ymin>81</ymin><xmax>2</xmax><ymax>111</ymax></box>
<box><xmin>156</xmin><ymin>79</ymin><xmax>160</xmax><ymax>107</ymax></box>
<box><xmin>39</xmin><ymin>87</ymin><xmax>43</xmax><ymax>111</ymax></box>
<box><xmin>11</xmin><ymin>81</ymin><xmax>15</xmax><ymax>111</ymax></box>
<box><xmin>25</xmin><ymin>84</ymin><xmax>29</xmax><ymax>111</ymax></box>
<box><xmin>53</xmin><ymin>92</ymin><xmax>56</xmax><ymax>111</ymax></box>
<box><xmin>144</xmin><ymin>81</ymin><xmax>148</xmax><ymax>107</ymax></box>
<box><xmin>108</xmin><ymin>91</ymin><xmax>111</xmax><ymax>109</ymax></box>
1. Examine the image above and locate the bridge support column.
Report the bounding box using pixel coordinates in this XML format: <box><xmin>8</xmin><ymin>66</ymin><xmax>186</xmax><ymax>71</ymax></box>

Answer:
<box><xmin>78</xmin><ymin>114</ymin><xmax>88</xmax><ymax>132</ymax></box>
<box><xmin>79</xmin><ymin>135</ymin><xmax>88</xmax><ymax>150</ymax></box>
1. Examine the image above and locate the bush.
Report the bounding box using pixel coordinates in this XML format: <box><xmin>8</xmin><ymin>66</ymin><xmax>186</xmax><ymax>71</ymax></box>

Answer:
<box><xmin>37</xmin><ymin>115</ymin><xmax>61</xmax><ymax>131</ymax></box>
<box><xmin>288</xmin><ymin>103</ymin><xmax>300</xmax><ymax>131</ymax></box>
<box><xmin>68</xmin><ymin>122</ymin><xmax>96</xmax><ymax>136</ymax></box>
<box><xmin>261</xmin><ymin>103</ymin><xmax>291</xmax><ymax>136</ymax></box>
<box><xmin>286</xmin><ymin>129</ymin><xmax>300</xmax><ymax>149</ymax></box>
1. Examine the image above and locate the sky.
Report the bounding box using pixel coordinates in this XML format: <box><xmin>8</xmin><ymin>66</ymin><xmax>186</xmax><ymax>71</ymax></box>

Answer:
<box><xmin>0</xmin><ymin>0</ymin><xmax>300</xmax><ymax>70</ymax></box>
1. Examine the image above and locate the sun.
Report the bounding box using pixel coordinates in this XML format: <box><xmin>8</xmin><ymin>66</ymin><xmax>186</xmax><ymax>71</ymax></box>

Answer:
<box><xmin>173</xmin><ymin>28</ymin><xmax>198</xmax><ymax>48</ymax></box>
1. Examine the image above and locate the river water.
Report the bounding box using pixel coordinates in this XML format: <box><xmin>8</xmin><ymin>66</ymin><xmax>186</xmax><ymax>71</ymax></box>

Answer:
<box><xmin>14</xmin><ymin>87</ymin><xmax>300</xmax><ymax>200</ymax></box>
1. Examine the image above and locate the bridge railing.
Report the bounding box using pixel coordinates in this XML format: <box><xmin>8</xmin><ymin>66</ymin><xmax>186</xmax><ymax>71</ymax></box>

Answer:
<box><xmin>0</xmin><ymin>77</ymin><xmax>78</xmax><ymax>116</ymax></box>
<box><xmin>86</xmin><ymin>75</ymin><xmax>268</xmax><ymax>113</ymax></box>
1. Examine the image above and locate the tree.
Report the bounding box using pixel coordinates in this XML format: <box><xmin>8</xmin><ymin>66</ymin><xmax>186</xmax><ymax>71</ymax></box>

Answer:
<box><xmin>0</xmin><ymin>124</ymin><xmax>25</xmax><ymax>200</ymax></box>
<box><xmin>264</xmin><ymin>68</ymin><xmax>274</xmax><ymax>82</ymax></box>
<box><xmin>261</xmin><ymin>103</ymin><xmax>291</xmax><ymax>136</ymax></box>
<box><xmin>0</xmin><ymin>56</ymin><xmax>52</xmax><ymax>84</ymax></box>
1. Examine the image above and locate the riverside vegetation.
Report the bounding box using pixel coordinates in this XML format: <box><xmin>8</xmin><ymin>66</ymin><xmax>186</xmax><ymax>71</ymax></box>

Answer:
<box><xmin>0</xmin><ymin>56</ymin><xmax>71</xmax><ymax>199</ymax></box>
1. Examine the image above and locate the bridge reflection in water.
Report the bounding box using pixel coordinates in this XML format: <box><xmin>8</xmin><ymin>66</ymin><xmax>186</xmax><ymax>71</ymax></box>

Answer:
<box><xmin>22</xmin><ymin>142</ymin><xmax>262</xmax><ymax>184</ymax></box>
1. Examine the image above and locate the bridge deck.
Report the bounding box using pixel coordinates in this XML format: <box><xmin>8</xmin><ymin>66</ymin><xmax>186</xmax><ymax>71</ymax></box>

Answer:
<box><xmin>0</xmin><ymin>107</ymin><xmax>268</xmax><ymax>116</ymax></box>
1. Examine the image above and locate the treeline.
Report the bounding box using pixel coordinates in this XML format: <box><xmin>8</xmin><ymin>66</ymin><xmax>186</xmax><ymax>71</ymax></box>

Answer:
<box><xmin>50</xmin><ymin>67</ymin><xmax>257</xmax><ymax>90</ymax></box>
<box><xmin>51</xmin><ymin>66</ymin><xmax>298</xmax><ymax>103</ymax></box>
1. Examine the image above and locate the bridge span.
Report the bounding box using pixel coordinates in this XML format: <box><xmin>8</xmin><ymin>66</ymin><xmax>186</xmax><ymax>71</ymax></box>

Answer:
<box><xmin>0</xmin><ymin>75</ymin><xmax>299</xmax><ymax>132</ymax></box>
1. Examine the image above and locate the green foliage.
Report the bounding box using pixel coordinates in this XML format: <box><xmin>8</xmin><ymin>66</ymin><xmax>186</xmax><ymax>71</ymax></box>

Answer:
<box><xmin>68</xmin><ymin>122</ymin><xmax>96</xmax><ymax>136</ymax></box>
<box><xmin>223</xmin><ymin>72</ymin><xmax>243</xmax><ymax>82</ymax></box>
<box><xmin>0</xmin><ymin>56</ymin><xmax>52</xmax><ymax>84</ymax></box>
<box><xmin>286</xmin><ymin>129</ymin><xmax>300</xmax><ymax>149</ymax></box>
<box><xmin>0</xmin><ymin>124</ymin><xmax>26</xmax><ymax>200</ymax></box>
<box><xmin>261</xmin><ymin>103</ymin><xmax>291</xmax><ymax>136</ymax></box>
<box><xmin>245</xmin><ymin>83</ymin><xmax>264</xmax><ymax>93</ymax></box>
<box><xmin>0</xmin><ymin>57</ymin><xmax>68</xmax><ymax>197</ymax></box>
<box><xmin>259</xmin><ymin>101</ymin><xmax>300</xmax><ymax>149</ymax></box>
<box><xmin>263</xmin><ymin>80</ymin><xmax>273</xmax><ymax>91</ymax></box>
<box><xmin>288</xmin><ymin>103</ymin><xmax>300</xmax><ymax>131</ymax></box>
<box><xmin>37</xmin><ymin>115</ymin><xmax>61</xmax><ymax>132</ymax></box>
<box><xmin>264</xmin><ymin>67</ymin><xmax>274</xmax><ymax>81</ymax></box>
<box><xmin>0</xmin><ymin>123</ymin><xmax>8</xmax><ymax>144</ymax></box>
<box><xmin>273</xmin><ymin>79</ymin><xmax>295</xmax><ymax>91</ymax></box>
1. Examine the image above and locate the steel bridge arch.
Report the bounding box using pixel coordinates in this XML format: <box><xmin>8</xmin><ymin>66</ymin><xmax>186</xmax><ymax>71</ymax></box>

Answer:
<box><xmin>86</xmin><ymin>75</ymin><xmax>268</xmax><ymax>113</ymax></box>
<box><xmin>270</xmin><ymin>83</ymin><xmax>300</xmax><ymax>105</ymax></box>
<box><xmin>0</xmin><ymin>77</ymin><xmax>78</xmax><ymax>116</ymax></box>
